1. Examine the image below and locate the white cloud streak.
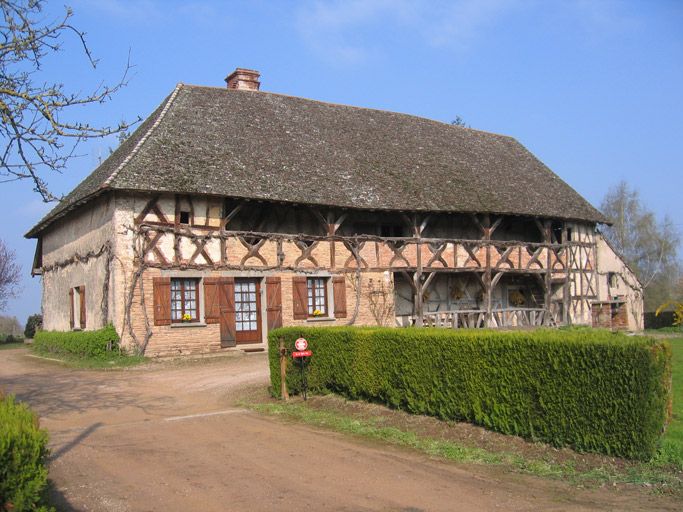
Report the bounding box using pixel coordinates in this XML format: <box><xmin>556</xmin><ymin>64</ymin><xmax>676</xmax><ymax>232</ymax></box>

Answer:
<box><xmin>295</xmin><ymin>0</ymin><xmax>637</xmax><ymax>65</ymax></box>
<box><xmin>295</xmin><ymin>0</ymin><xmax>519</xmax><ymax>64</ymax></box>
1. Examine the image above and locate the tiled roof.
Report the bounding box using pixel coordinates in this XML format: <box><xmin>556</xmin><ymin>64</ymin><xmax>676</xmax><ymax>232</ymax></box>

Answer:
<box><xmin>26</xmin><ymin>84</ymin><xmax>606</xmax><ymax>237</ymax></box>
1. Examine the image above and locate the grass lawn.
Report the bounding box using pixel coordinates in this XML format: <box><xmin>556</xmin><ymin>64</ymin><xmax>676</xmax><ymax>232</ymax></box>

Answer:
<box><xmin>655</xmin><ymin>336</ymin><xmax>683</xmax><ymax>468</ymax></box>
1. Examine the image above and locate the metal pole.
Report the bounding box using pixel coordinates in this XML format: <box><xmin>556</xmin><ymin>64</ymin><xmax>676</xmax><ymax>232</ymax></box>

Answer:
<box><xmin>300</xmin><ymin>357</ymin><xmax>307</xmax><ymax>401</ymax></box>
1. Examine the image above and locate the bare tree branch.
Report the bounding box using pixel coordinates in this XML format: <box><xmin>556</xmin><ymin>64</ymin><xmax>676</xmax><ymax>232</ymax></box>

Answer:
<box><xmin>0</xmin><ymin>237</ymin><xmax>21</xmax><ymax>311</ymax></box>
<box><xmin>0</xmin><ymin>1</ymin><xmax>140</xmax><ymax>201</ymax></box>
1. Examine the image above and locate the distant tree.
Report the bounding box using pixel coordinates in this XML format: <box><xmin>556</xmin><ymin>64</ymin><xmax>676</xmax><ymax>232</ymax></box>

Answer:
<box><xmin>0</xmin><ymin>1</ymin><xmax>138</xmax><ymax>201</ymax></box>
<box><xmin>0</xmin><ymin>314</ymin><xmax>21</xmax><ymax>335</ymax></box>
<box><xmin>0</xmin><ymin>238</ymin><xmax>21</xmax><ymax>311</ymax></box>
<box><xmin>450</xmin><ymin>116</ymin><xmax>470</xmax><ymax>128</ymax></box>
<box><xmin>600</xmin><ymin>181</ymin><xmax>681</xmax><ymax>310</ymax></box>
<box><xmin>24</xmin><ymin>313</ymin><xmax>42</xmax><ymax>338</ymax></box>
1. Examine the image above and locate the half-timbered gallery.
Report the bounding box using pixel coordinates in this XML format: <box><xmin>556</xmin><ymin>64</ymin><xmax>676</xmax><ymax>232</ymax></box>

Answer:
<box><xmin>26</xmin><ymin>68</ymin><xmax>643</xmax><ymax>356</ymax></box>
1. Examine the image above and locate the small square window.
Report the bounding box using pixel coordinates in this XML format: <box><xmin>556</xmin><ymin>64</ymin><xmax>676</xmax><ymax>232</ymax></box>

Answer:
<box><xmin>179</xmin><ymin>211</ymin><xmax>190</xmax><ymax>224</ymax></box>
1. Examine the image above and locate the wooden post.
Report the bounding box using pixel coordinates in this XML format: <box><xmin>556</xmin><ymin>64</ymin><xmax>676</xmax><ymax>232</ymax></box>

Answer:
<box><xmin>544</xmin><ymin>221</ymin><xmax>552</xmax><ymax>316</ymax></box>
<box><xmin>413</xmin><ymin>214</ymin><xmax>425</xmax><ymax>327</ymax></box>
<box><xmin>483</xmin><ymin>214</ymin><xmax>493</xmax><ymax>328</ymax></box>
<box><xmin>279</xmin><ymin>337</ymin><xmax>289</xmax><ymax>401</ymax></box>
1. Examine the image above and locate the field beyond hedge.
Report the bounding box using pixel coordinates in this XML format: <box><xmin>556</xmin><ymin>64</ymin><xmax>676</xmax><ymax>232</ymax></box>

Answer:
<box><xmin>269</xmin><ymin>327</ymin><xmax>671</xmax><ymax>461</ymax></box>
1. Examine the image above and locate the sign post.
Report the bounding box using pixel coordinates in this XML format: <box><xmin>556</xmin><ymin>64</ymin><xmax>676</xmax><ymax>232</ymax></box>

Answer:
<box><xmin>292</xmin><ymin>337</ymin><xmax>311</xmax><ymax>400</ymax></box>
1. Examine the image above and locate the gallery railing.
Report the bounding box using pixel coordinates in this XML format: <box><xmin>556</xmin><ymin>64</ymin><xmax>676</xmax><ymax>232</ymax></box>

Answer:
<box><xmin>401</xmin><ymin>308</ymin><xmax>558</xmax><ymax>329</ymax></box>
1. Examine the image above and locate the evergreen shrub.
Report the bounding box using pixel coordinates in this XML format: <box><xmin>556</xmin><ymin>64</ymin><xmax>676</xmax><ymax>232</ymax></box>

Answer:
<box><xmin>269</xmin><ymin>327</ymin><xmax>671</xmax><ymax>460</ymax></box>
<box><xmin>33</xmin><ymin>325</ymin><xmax>119</xmax><ymax>359</ymax></box>
<box><xmin>0</xmin><ymin>392</ymin><xmax>52</xmax><ymax>512</ymax></box>
<box><xmin>24</xmin><ymin>315</ymin><xmax>42</xmax><ymax>339</ymax></box>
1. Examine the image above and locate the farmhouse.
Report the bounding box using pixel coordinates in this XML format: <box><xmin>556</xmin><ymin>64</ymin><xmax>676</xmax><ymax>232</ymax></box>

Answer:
<box><xmin>26</xmin><ymin>68</ymin><xmax>643</xmax><ymax>356</ymax></box>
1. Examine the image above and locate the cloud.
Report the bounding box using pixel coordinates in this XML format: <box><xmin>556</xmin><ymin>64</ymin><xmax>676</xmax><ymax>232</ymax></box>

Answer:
<box><xmin>295</xmin><ymin>0</ymin><xmax>519</xmax><ymax>64</ymax></box>
<box><xmin>295</xmin><ymin>0</ymin><xmax>640</xmax><ymax>65</ymax></box>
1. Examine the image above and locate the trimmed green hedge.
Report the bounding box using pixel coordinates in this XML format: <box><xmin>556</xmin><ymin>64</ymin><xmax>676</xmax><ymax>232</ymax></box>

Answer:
<box><xmin>0</xmin><ymin>392</ymin><xmax>52</xmax><ymax>512</ymax></box>
<box><xmin>269</xmin><ymin>327</ymin><xmax>672</xmax><ymax>460</ymax></box>
<box><xmin>0</xmin><ymin>334</ymin><xmax>24</xmax><ymax>344</ymax></box>
<box><xmin>33</xmin><ymin>325</ymin><xmax>120</xmax><ymax>359</ymax></box>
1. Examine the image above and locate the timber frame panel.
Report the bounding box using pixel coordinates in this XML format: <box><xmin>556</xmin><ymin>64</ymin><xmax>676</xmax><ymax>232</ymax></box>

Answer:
<box><xmin>131</xmin><ymin>195</ymin><xmax>598</xmax><ymax>329</ymax></box>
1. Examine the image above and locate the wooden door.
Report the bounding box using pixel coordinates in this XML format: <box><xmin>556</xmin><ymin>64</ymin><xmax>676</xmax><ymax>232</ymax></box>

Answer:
<box><xmin>234</xmin><ymin>278</ymin><xmax>262</xmax><ymax>344</ymax></box>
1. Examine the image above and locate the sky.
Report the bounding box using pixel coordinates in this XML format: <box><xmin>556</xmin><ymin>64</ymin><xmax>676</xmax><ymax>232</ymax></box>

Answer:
<box><xmin>1</xmin><ymin>0</ymin><xmax>682</xmax><ymax>325</ymax></box>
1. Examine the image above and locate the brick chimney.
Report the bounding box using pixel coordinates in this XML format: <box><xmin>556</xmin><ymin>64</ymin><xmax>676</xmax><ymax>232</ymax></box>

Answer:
<box><xmin>225</xmin><ymin>68</ymin><xmax>260</xmax><ymax>91</ymax></box>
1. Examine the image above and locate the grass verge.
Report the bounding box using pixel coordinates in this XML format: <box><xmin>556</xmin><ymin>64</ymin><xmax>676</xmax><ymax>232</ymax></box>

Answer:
<box><xmin>652</xmin><ymin>336</ymin><xmax>683</xmax><ymax>469</ymax></box>
<box><xmin>248</xmin><ymin>401</ymin><xmax>682</xmax><ymax>495</ymax></box>
<box><xmin>248</xmin><ymin>335</ymin><xmax>683</xmax><ymax>497</ymax></box>
<box><xmin>0</xmin><ymin>341</ymin><xmax>26</xmax><ymax>350</ymax></box>
<box><xmin>27</xmin><ymin>351</ymin><xmax>146</xmax><ymax>369</ymax></box>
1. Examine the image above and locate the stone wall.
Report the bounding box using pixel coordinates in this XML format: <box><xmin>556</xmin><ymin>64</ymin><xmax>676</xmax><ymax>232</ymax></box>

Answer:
<box><xmin>40</xmin><ymin>195</ymin><xmax>116</xmax><ymax>331</ymax></box>
<box><xmin>591</xmin><ymin>301</ymin><xmax>629</xmax><ymax>330</ymax></box>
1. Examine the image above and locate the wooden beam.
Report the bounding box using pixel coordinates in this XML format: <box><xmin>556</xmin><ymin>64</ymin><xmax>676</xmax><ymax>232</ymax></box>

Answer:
<box><xmin>489</xmin><ymin>216</ymin><xmax>504</xmax><ymax>237</ymax></box>
<box><xmin>135</xmin><ymin>194</ymin><xmax>161</xmax><ymax>224</ymax></box>
<box><xmin>423</xmin><ymin>271</ymin><xmax>437</xmax><ymax>292</ymax></box>
<box><xmin>222</xmin><ymin>201</ymin><xmax>244</xmax><ymax>229</ymax></box>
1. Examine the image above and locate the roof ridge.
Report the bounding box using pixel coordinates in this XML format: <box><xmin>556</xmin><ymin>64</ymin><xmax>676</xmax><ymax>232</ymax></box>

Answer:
<box><xmin>180</xmin><ymin>83</ymin><xmax>512</xmax><ymax>140</ymax></box>
<box><xmin>102</xmin><ymin>82</ymin><xmax>184</xmax><ymax>188</ymax></box>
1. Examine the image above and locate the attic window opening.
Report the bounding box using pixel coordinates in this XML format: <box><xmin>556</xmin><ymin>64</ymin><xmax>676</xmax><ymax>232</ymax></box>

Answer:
<box><xmin>551</xmin><ymin>221</ymin><xmax>563</xmax><ymax>244</ymax></box>
<box><xmin>607</xmin><ymin>272</ymin><xmax>617</xmax><ymax>288</ymax></box>
<box><xmin>179</xmin><ymin>211</ymin><xmax>190</xmax><ymax>225</ymax></box>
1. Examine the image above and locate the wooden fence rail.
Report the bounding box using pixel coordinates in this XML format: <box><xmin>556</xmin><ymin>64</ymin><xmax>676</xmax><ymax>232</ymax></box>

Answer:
<box><xmin>401</xmin><ymin>308</ymin><xmax>557</xmax><ymax>329</ymax></box>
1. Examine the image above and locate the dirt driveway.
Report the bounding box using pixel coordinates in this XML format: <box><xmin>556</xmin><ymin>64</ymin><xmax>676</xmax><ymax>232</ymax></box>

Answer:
<box><xmin>0</xmin><ymin>347</ymin><xmax>677</xmax><ymax>512</ymax></box>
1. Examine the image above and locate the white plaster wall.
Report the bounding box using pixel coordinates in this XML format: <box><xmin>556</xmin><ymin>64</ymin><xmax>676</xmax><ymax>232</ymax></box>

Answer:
<box><xmin>40</xmin><ymin>195</ymin><xmax>115</xmax><ymax>331</ymax></box>
<box><xmin>595</xmin><ymin>234</ymin><xmax>644</xmax><ymax>330</ymax></box>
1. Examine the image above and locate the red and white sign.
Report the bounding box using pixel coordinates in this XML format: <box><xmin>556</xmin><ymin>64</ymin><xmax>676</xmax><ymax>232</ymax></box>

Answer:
<box><xmin>295</xmin><ymin>337</ymin><xmax>308</xmax><ymax>351</ymax></box>
<box><xmin>292</xmin><ymin>350</ymin><xmax>312</xmax><ymax>358</ymax></box>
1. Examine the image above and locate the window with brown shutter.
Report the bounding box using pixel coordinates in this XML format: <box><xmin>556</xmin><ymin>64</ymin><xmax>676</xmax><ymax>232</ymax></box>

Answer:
<box><xmin>69</xmin><ymin>288</ymin><xmax>74</xmax><ymax>329</ymax></box>
<box><xmin>204</xmin><ymin>277</ymin><xmax>220</xmax><ymax>324</ymax></box>
<box><xmin>266</xmin><ymin>277</ymin><xmax>282</xmax><ymax>330</ymax></box>
<box><xmin>78</xmin><ymin>286</ymin><xmax>86</xmax><ymax>329</ymax></box>
<box><xmin>153</xmin><ymin>277</ymin><xmax>172</xmax><ymax>326</ymax></box>
<box><xmin>170</xmin><ymin>278</ymin><xmax>199</xmax><ymax>322</ymax></box>
<box><xmin>218</xmin><ymin>277</ymin><xmax>236</xmax><ymax>347</ymax></box>
<box><xmin>333</xmin><ymin>276</ymin><xmax>347</xmax><ymax>318</ymax></box>
<box><xmin>292</xmin><ymin>276</ymin><xmax>308</xmax><ymax>319</ymax></box>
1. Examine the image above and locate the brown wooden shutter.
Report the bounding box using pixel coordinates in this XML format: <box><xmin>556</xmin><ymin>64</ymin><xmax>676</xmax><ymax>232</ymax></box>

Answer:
<box><xmin>219</xmin><ymin>277</ymin><xmax>236</xmax><ymax>347</ymax></box>
<box><xmin>203</xmin><ymin>277</ymin><xmax>220</xmax><ymax>324</ymax></box>
<box><xmin>292</xmin><ymin>276</ymin><xmax>308</xmax><ymax>319</ymax></box>
<box><xmin>333</xmin><ymin>276</ymin><xmax>347</xmax><ymax>318</ymax></box>
<box><xmin>69</xmin><ymin>288</ymin><xmax>75</xmax><ymax>329</ymax></box>
<box><xmin>153</xmin><ymin>277</ymin><xmax>172</xmax><ymax>326</ymax></box>
<box><xmin>79</xmin><ymin>286</ymin><xmax>86</xmax><ymax>328</ymax></box>
<box><xmin>266</xmin><ymin>277</ymin><xmax>283</xmax><ymax>330</ymax></box>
